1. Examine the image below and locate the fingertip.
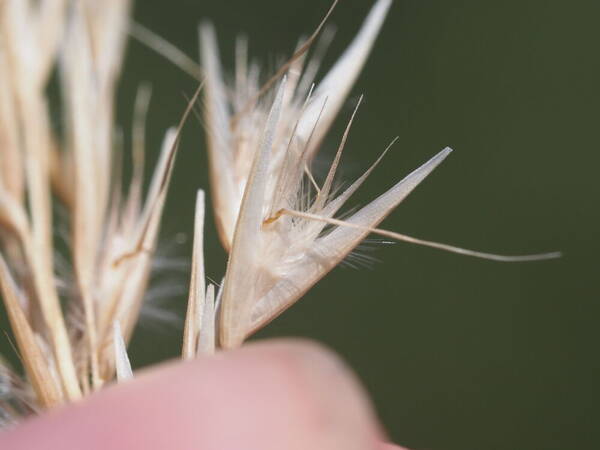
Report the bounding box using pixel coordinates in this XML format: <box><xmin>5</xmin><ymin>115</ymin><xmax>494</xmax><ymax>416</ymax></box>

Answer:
<box><xmin>380</xmin><ymin>444</ymin><xmax>409</xmax><ymax>450</ymax></box>
<box><xmin>1</xmin><ymin>339</ymin><xmax>383</xmax><ymax>450</ymax></box>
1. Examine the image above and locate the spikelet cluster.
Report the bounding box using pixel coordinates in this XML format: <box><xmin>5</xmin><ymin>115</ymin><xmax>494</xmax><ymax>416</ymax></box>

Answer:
<box><xmin>0</xmin><ymin>0</ymin><xmax>186</xmax><ymax>421</ymax></box>
<box><xmin>0</xmin><ymin>0</ymin><xmax>558</xmax><ymax>426</ymax></box>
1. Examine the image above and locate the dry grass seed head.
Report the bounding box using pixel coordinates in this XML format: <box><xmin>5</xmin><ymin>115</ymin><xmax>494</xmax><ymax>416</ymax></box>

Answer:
<box><xmin>200</xmin><ymin>0</ymin><xmax>559</xmax><ymax>348</ymax></box>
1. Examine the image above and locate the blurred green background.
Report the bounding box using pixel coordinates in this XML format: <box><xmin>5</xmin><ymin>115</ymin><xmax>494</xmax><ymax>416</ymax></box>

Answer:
<box><xmin>4</xmin><ymin>0</ymin><xmax>599</xmax><ymax>449</ymax></box>
<box><xmin>126</xmin><ymin>1</ymin><xmax>599</xmax><ymax>449</ymax></box>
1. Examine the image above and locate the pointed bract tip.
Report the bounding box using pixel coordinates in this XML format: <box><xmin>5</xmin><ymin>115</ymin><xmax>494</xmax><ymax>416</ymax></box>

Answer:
<box><xmin>376</xmin><ymin>0</ymin><xmax>393</xmax><ymax>11</ymax></box>
<box><xmin>367</xmin><ymin>0</ymin><xmax>394</xmax><ymax>29</ymax></box>
<box><xmin>420</xmin><ymin>146</ymin><xmax>453</xmax><ymax>170</ymax></box>
<box><xmin>113</xmin><ymin>321</ymin><xmax>133</xmax><ymax>381</ymax></box>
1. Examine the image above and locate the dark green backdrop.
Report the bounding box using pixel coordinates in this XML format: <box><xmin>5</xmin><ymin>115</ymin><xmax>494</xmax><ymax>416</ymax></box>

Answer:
<box><xmin>5</xmin><ymin>1</ymin><xmax>600</xmax><ymax>449</ymax></box>
<box><xmin>129</xmin><ymin>1</ymin><xmax>600</xmax><ymax>449</ymax></box>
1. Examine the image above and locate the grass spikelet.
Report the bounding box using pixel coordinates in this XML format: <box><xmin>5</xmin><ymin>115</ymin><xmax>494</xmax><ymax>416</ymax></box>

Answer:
<box><xmin>200</xmin><ymin>0</ymin><xmax>392</xmax><ymax>250</ymax></box>
<box><xmin>199</xmin><ymin>0</ymin><xmax>560</xmax><ymax>348</ymax></box>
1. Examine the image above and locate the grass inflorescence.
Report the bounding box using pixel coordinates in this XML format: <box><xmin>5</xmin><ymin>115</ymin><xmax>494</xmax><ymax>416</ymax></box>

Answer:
<box><xmin>0</xmin><ymin>0</ymin><xmax>559</xmax><ymax>425</ymax></box>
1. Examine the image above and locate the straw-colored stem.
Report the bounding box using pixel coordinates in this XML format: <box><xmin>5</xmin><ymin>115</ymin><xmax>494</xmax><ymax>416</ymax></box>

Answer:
<box><xmin>17</xmin><ymin>88</ymin><xmax>81</xmax><ymax>401</ymax></box>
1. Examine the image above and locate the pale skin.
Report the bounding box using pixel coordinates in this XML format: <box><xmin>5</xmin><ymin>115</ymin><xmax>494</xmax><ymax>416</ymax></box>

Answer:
<box><xmin>0</xmin><ymin>340</ymin><xmax>405</xmax><ymax>450</ymax></box>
